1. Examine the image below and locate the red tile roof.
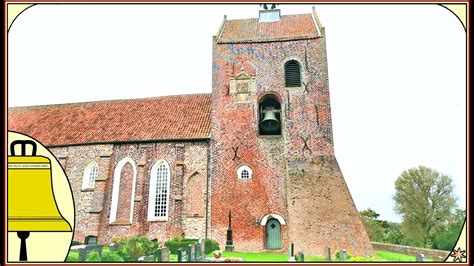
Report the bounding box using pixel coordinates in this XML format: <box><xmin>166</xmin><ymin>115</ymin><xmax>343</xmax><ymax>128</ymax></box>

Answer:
<box><xmin>217</xmin><ymin>13</ymin><xmax>320</xmax><ymax>44</ymax></box>
<box><xmin>8</xmin><ymin>94</ymin><xmax>212</xmax><ymax>146</ymax></box>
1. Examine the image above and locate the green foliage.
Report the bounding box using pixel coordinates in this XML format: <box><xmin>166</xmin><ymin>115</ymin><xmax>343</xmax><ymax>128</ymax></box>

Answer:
<box><xmin>360</xmin><ymin>208</ymin><xmax>392</xmax><ymax>242</ymax></box>
<box><xmin>66</xmin><ymin>251</ymin><xmax>79</xmax><ymax>262</ymax></box>
<box><xmin>85</xmin><ymin>251</ymin><xmax>102</xmax><ymax>262</ymax></box>
<box><xmin>164</xmin><ymin>238</ymin><xmax>198</xmax><ymax>254</ymax></box>
<box><xmin>164</xmin><ymin>238</ymin><xmax>219</xmax><ymax>255</ymax></box>
<box><xmin>204</xmin><ymin>239</ymin><xmax>220</xmax><ymax>254</ymax></box>
<box><xmin>432</xmin><ymin>208</ymin><xmax>466</xmax><ymax>250</ymax></box>
<box><xmin>118</xmin><ymin>236</ymin><xmax>157</xmax><ymax>261</ymax></box>
<box><xmin>382</xmin><ymin>226</ymin><xmax>405</xmax><ymax>245</ymax></box>
<box><xmin>393</xmin><ymin>166</ymin><xmax>457</xmax><ymax>248</ymax></box>
<box><xmin>101</xmin><ymin>251</ymin><xmax>125</xmax><ymax>262</ymax></box>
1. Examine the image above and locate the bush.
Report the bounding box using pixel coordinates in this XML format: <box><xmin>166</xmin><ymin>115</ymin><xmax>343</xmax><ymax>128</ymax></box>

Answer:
<box><xmin>101</xmin><ymin>251</ymin><xmax>125</xmax><ymax>262</ymax></box>
<box><xmin>118</xmin><ymin>236</ymin><xmax>156</xmax><ymax>261</ymax></box>
<box><xmin>66</xmin><ymin>252</ymin><xmax>79</xmax><ymax>262</ymax></box>
<box><xmin>163</xmin><ymin>237</ymin><xmax>219</xmax><ymax>255</ymax></box>
<box><xmin>204</xmin><ymin>239</ymin><xmax>220</xmax><ymax>254</ymax></box>
<box><xmin>85</xmin><ymin>251</ymin><xmax>102</xmax><ymax>262</ymax></box>
<box><xmin>165</xmin><ymin>239</ymin><xmax>198</xmax><ymax>254</ymax></box>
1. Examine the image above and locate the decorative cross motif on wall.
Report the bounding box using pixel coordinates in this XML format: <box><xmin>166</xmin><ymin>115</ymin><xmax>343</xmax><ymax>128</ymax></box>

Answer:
<box><xmin>231</xmin><ymin>146</ymin><xmax>240</xmax><ymax>161</ymax></box>
<box><xmin>300</xmin><ymin>136</ymin><xmax>312</xmax><ymax>155</ymax></box>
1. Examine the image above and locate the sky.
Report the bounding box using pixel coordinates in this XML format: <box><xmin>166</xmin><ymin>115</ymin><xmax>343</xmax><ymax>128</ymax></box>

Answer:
<box><xmin>7</xmin><ymin>4</ymin><xmax>467</xmax><ymax>222</ymax></box>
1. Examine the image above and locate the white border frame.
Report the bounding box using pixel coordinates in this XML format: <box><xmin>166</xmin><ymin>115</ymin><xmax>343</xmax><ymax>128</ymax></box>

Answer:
<box><xmin>237</xmin><ymin>164</ymin><xmax>253</xmax><ymax>180</ymax></box>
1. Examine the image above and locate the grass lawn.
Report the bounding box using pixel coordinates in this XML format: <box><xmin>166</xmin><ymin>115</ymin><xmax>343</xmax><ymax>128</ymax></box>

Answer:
<box><xmin>219</xmin><ymin>250</ymin><xmax>432</xmax><ymax>262</ymax></box>
<box><xmin>68</xmin><ymin>248</ymin><xmax>432</xmax><ymax>262</ymax></box>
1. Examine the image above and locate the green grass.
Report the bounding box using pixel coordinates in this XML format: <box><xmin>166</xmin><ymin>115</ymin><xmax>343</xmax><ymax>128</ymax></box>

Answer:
<box><xmin>375</xmin><ymin>250</ymin><xmax>432</xmax><ymax>262</ymax></box>
<box><xmin>67</xmin><ymin>248</ymin><xmax>431</xmax><ymax>262</ymax></box>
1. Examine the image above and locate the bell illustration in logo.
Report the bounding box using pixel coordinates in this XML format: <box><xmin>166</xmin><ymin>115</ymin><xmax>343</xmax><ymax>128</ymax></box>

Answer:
<box><xmin>8</xmin><ymin>137</ymin><xmax>73</xmax><ymax>261</ymax></box>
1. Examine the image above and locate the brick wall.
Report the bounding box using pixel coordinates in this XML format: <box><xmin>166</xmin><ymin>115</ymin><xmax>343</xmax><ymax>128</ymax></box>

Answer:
<box><xmin>210</xmin><ymin>28</ymin><xmax>372</xmax><ymax>255</ymax></box>
<box><xmin>372</xmin><ymin>242</ymin><xmax>450</xmax><ymax>261</ymax></box>
<box><xmin>51</xmin><ymin>141</ymin><xmax>209</xmax><ymax>244</ymax></box>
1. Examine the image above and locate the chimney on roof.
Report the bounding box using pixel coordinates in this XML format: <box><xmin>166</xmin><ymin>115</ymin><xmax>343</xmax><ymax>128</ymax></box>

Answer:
<box><xmin>259</xmin><ymin>6</ymin><xmax>281</xmax><ymax>23</ymax></box>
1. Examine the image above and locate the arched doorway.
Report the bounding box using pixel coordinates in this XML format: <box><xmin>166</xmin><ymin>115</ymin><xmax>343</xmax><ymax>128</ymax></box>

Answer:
<box><xmin>265</xmin><ymin>218</ymin><xmax>281</xmax><ymax>249</ymax></box>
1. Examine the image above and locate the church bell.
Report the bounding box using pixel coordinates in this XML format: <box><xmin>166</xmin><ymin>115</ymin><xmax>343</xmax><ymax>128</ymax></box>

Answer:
<box><xmin>260</xmin><ymin>107</ymin><xmax>281</xmax><ymax>133</ymax></box>
<box><xmin>8</xmin><ymin>140</ymin><xmax>72</xmax><ymax>261</ymax></box>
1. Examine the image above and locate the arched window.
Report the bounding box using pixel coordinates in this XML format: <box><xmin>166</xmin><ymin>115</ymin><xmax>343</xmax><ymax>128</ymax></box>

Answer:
<box><xmin>285</xmin><ymin>60</ymin><xmax>301</xmax><ymax>87</ymax></box>
<box><xmin>148</xmin><ymin>160</ymin><xmax>171</xmax><ymax>221</ymax></box>
<box><xmin>237</xmin><ymin>165</ymin><xmax>253</xmax><ymax>180</ymax></box>
<box><xmin>82</xmin><ymin>161</ymin><xmax>99</xmax><ymax>190</ymax></box>
<box><xmin>259</xmin><ymin>94</ymin><xmax>282</xmax><ymax>135</ymax></box>
<box><xmin>109</xmin><ymin>157</ymin><xmax>137</xmax><ymax>224</ymax></box>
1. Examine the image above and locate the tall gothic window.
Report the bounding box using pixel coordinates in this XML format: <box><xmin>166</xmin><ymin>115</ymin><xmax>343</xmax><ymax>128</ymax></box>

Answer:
<box><xmin>148</xmin><ymin>160</ymin><xmax>171</xmax><ymax>221</ymax></box>
<box><xmin>285</xmin><ymin>60</ymin><xmax>301</xmax><ymax>87</ymax></box>
<box><xmin>82</xmin><ymin>161</ymin><xmax>99</xmax><ymax>190</ymax></box>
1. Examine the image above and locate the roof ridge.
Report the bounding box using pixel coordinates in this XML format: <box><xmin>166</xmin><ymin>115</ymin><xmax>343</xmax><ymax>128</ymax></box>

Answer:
<box><xmin>9</xmin><ymin>92</ymin><xmax>212</xmax><ymax>110</ymax></box>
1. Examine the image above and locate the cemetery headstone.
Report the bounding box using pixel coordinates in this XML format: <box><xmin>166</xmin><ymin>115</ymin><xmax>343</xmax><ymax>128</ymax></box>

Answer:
<box><xmin>299</xmin><ymin>251</ymin><xmax>305</xmax><ymax>262</ymax></box>
<box><xmin>416</xmin><ymin>253</ymin><xmax>425</xmax><ymax>262</ymax></box>
<box><xmin>195</xmin><ymin>243</ymin><xmax>201</xmax><ymax>261</ymax></box>
<box><xmin>340</xmin><ymin>249</ymin><xmax>347</xmax><ymax>260</ymax></box>
<box><xmin>326</xmin><ymin>246</ymin><xmax>331</xmax><ymax>261</ymax></box>
<box><xmin>79</xmin><ymin>245</ymin><xmax>102</xmax><ymax>261</ymax></box>
<box><xmin>109</xmin><ymin>243</ymin><xmax>120</xmax><ymax>251</ymax></box>
<box><xmin>84</xmin><ymin>236</ymin><xmax>98</xmax><ymax>245</ymax></box>
<box><xmin>187</xmin><ymin>244</ymin><xmax>195</xmax><ymax>262</ymax></box>
<box><xmin>288</xmin><ymin>243</ymin><xmax>296</xmax><ymax>261</ymax></box>
<box><xmin>138</xmin><ymin>255</ymin><xmax>154</xmax><ymax>262</ymax></box>
<box><xmin>161</xmin><ymin>247</ymin><xmax>170</xmax><ymax>262</ymax></box>
<box><xmin>153</xmin><ymin>248</ymin><xmax>162</xmax><ymax>262</ymax></box>
<box><xmin>178</xmin><ymin>248</ymin><xmax>188</xmax><ymax>262</ymax></box>
<box><xmin>199</xmin><ymin>239</ymin><xmax>205</xmax><ymax>258</ymax></box>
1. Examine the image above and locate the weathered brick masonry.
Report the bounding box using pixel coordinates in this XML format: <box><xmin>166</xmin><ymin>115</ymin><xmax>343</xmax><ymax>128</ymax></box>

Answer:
<box><xmin>8</xmin><ymin>8</ymin><xmax>373</xmax><ymax>257</ymax></box>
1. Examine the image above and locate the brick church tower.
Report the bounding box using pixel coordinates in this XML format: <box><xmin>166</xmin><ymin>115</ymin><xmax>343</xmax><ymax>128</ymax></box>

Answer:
<box><xmin>210</xmin><ymin>7</ymin><xmax>373</xmax><ymax>256</ymax></box>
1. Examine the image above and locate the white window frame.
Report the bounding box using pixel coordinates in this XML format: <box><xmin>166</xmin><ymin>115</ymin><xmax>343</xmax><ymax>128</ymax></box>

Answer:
<box><xmin>109</xmin><ymin>157</ymin><xmax>137</xmax><ymax>224</ymax></box>
<box><xmin>82</xmin><ymin>161</ymin><xmax>99</xmax><ymax>190</ymax></box>
<box><xmin>147</xmin><ymin>160</ymin><xmax>171</xmax><ymax>221</ymax></box>
<box><xmin>237</xmin><ymin>165</ymin><xmax>253</xmax><ymax>180</ymax></box>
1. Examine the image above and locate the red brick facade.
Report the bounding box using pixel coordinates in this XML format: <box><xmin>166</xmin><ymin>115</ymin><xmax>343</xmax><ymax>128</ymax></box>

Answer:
<box><xmin>8</xmin><ymin>9</ymin><xmax>373</xmax><ymax>257</ymax></box>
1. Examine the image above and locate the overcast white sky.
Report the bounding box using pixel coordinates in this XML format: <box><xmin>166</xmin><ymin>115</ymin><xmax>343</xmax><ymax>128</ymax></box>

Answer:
<box><xmin>8</xmin><ymin>4</ymin><xmax>466</xmax><ymax>222</ymax></box>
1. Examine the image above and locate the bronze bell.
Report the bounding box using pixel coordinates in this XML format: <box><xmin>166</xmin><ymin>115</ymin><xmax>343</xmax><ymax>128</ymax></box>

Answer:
<box><xmin>260</xmin><ymin>107</ymin><xmax>281</xmax><ymax>133</ymax></box>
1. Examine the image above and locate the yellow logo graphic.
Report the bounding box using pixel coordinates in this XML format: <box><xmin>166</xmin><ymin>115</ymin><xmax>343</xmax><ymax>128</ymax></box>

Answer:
<box><xmin>7</xmin><ymin>131</ymin><xmax>74</xmax><ymax>262</ymax></box>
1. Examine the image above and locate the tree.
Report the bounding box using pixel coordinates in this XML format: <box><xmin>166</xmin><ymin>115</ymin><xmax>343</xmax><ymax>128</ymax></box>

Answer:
<box><xmin>360</xmin><ymin>208</ymin><xmax>385</xmax><ymax>242</ymax></box>
<box><xmin>393</xmin><ymin>166</ymin><xmax>457</xmax><ymax>248</ymax></box>
<box><xmin>432</xmin><ymin>208</ymin><xmax>466</xmax><ymax>250</ymax></box>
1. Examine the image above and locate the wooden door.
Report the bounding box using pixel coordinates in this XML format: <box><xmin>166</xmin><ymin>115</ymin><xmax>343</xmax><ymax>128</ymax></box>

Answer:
<box><xmin>265</xmin><ymin>218</ymin><xmax>281</xmax><ymax>249</ymax></box>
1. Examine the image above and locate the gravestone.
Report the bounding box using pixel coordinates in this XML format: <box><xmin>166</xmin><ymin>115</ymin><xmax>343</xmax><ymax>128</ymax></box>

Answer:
<box><xmin>340</xmin><ymin>249</ymin><xmax>347</xmax><ymax>260</ymax></box>
<box><xmin>299</xmin><ymin>251</ymin><xmax>305</xmax><ymax>262</ymax></box>
<box><xmin>325</xmin><ymin>246</ymin><xmax>331</xmax><ymax>261</ymax></box>
<box><xmin>187</xmin><ymin>244</ymin><xmax>195</xmax><ymax>262</ymax></box>
<box><xmin>161</xmin><ymin>247</ymin><xmax>170</xmax><ymax>262</ymax></box>
<box><xmin>138</xmin><ymin>255</ymin><xmax>154</xmax><ymax>262</ymax></box>
<box><xmin>199</xmin><ymin>239</ymin><xmax>205</xmax><ymax>258</ymax></box>
<box><xmin>109</xmin><ymin>243</ymin><xmax>120</xmax><ymax>251</ymax></box>
<box><xmin>416</xmin><ymin>253</ymin><xmax>425</xmax><ymax>262</ymax></box>
<box><xmin>178</xmin><ymin>248</ymin><xmax>188</xmax><ymax>262</ymax></box>
<box><xmin>153</xmin><ymin>248</ymin><xmax>162</xmax><ymax>262</ymax></box>
<box><xmin>84</xmin><ymin>235</ymin><xmax>98</xmax><ymax>245</ymax></box>
<box><xmin>288</xmin><ymin>243</ymin><xmax>295</xmax><ymax>261</ymax></box>
<box><xmin>195</xmin><ymin>243</ymin><xmax>201</xmax><ymax>261</ymax></box>
<box><xmin>79</xmin><ymin>245</ymin><xmax>102</xmax><ymax>261</ymax></box>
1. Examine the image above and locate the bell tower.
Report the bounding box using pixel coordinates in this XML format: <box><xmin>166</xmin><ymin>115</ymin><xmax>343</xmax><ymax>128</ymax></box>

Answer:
<box><xmin>209</xmin><ymin>7</ymin><xmax>373</xmax><ymax>256</ymax></box>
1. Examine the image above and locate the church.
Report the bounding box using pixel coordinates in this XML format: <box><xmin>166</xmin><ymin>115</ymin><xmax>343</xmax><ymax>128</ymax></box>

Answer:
<box><xmin>8</xmin><ymin>7</ymin><xmax>373</xmax><ymax>256</ymax></box>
